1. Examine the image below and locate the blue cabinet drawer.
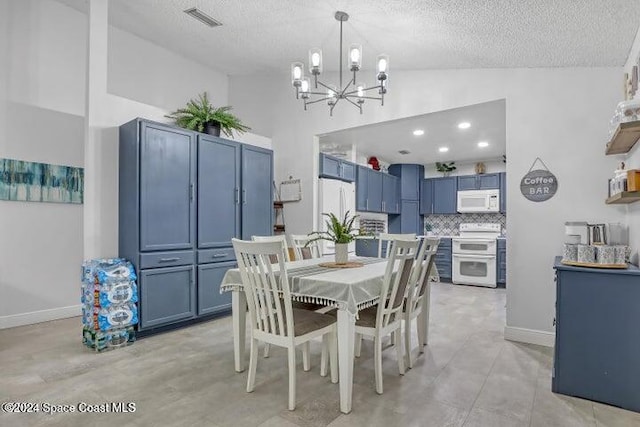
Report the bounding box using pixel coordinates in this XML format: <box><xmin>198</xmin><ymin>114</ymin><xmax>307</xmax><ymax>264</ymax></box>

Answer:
<box><xmin>140</xmin><ymin>250</ymin><xmax>195</xmax><ymax>269</ymax></box>
<box><xmin>198</xmin><ymin>247</ymin><xmax>235</xmax><ymax>264</ymax></box>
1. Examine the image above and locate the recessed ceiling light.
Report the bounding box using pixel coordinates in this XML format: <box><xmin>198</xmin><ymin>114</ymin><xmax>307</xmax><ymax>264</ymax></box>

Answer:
<box><xmin>413</xmin><ymin>129</ymin><xmax>424</xmax><ymax>136</ymax></box>
<box><xmin>458</xmin><ymin>122</ymin><xmax>471</xmax><ymax>129</ymax></box>
<box><xmin>439</xmin><ymin>147</ymin><xmax>449</xmax><ymax>153</ymax></box>
<box><xmin>478</xmin><ymin>141</ymin><xmax>489</xmax><ymax>148</ymax></box>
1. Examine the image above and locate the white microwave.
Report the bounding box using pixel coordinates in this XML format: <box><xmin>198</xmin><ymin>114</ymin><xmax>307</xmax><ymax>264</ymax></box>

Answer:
<box><xmin>457</xmin><ymin>189</ymin><xmax>500</xmax><ymax>213</ymax></box>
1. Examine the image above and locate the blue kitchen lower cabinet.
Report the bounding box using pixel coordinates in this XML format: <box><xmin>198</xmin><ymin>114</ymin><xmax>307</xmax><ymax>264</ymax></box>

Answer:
<box><xmin>435</xmin><ymin>238</ymin><xmax>452</xmax><ymax>281</ymax></box>
<box><xmin>499</xmin><ymin>172</ymin><xmax>506</xmax><ymax>213</ymax></box>
<box><xmin>497</xmin><ymin>239</ymin><xmax>506</xmax><ymax>285</ymax></box>
<box><xmin>553</xmin><ymin>258</ymin><xmax>640</xmax><ymax>412</ymax></box>
<box><xmin>139</xmin><ymin>265</ymin><xmax>196</xmax><ymax>330</ymax></box>
<box><xmin>197</xmin><ymin>261</ymin><xmax>235</xmax><ymax>316</ymax></box>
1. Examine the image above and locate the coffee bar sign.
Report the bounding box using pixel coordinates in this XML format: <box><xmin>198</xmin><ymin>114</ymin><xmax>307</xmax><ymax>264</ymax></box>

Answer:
<box><xmin>520</xmin><ymin>158</ymin><xmax>558</xmax><ymax>202</ymax></box>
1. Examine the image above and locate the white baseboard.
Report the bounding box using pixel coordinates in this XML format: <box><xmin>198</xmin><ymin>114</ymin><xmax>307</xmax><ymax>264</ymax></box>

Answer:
<box><xmin>0</xmin><ymin>305</ymin><xmax>81</xmax><ymax>330</ymax></box>
<box><xmin>504</xmin><ymin>326</ymin><xmax>555</xmax><ymax>348</ymax></box>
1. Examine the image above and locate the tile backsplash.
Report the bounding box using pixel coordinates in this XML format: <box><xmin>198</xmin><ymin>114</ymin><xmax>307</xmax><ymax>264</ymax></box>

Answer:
<box><xmin>424</xmin><ymin>213</ymin><xmax>507</xmax><ymax>236</ymax></box>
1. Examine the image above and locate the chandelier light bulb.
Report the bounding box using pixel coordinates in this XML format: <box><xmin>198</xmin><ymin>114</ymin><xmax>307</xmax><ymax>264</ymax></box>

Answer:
<box><xmin>291</xmin><ymin>62</ymin><xmax>304</xmax><ymax>86</ymax></box>
<box><xmin>349</xmin><ymin>44</ymin><xmax>362</xmax><ymax>71</ymax></box>
<box><xmin>356</xmin><ymin>83</ymin><xmax>365</xmax><ymax>98</ymax></box>
<box><xmin>300</xmin><ymin>78</ymin><xmax>310</xmax><ymax>98</ymax></box>
<box><xmin>309</xmin><ymin>48</ymin><xmax>323</xmax><ymax>74</ymax></box>
<box><xmin>377</xmin><ymin>54</ymin><xmax>389</xmax><ymax>74</ymax></box>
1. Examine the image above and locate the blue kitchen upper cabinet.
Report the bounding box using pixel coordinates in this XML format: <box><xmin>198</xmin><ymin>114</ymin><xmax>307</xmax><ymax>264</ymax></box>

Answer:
<box><xmin>356</xmin><ymin>166</ymin><xmax>369</xmax><ymax>211</ymax></box>
<box><xmin>478</xmin><ymin>173</ymin><xmax>500</xmax><ymax>190</ymax></box>
<box><xmin>389</xmin><ymin>164</ymin><xmax>423</xmax><ymax>201</ymax></box>
<box><xmin>420</xmin><ymin>179</ymin><xmax>433</xmax><ymax>214</ymax></box>
<box><xmin>319</xmin><ymin>153</ymin><xmax>341</xmax><ymax>179</ymax></box>
<box><xmin>499</xmin><ymin>172</ymin><xmax>507</xmax><ymax>213</ymax></box>
<box><xmin>432</xmin><ymin>177</ymin><xmax>458</xmax><ymax>214</ymax></box>
<box><xmin>139</xmin><ymin>265</ymin><xmax>196</xmax><ymax>330</ymax></box>
<box><xmin>457</xmin><ymin>173</ymin><xmax>500</xmax><ymax>191</ymax></box>
<box><xmin>139</xmin><ymin>121</ymin><xmax>195</xmax><ymax>252</ymax></box>
<box><xmin>457</xmin><ymin>175</ymin><xmax>477</xmax><ymax>191</ymax></box>
<box><xmin>382</xmin><ymin>174</ymin><xmax>399</xmax><ymax>214</ymax></box>
<box><xmin>198</xmin><ymin>136</ymin><xmax>241</xmax><ymax>248</ymax></box>
<box><xmin>341</xmin><ymin>161</ymin><xmax>356</xmax><ymax>182</ymax></box>
<box><xmin>197</xmin><ymin>261</ymin><xmax>235</xmax><ymax>316</ymax></box>
<box><xmin>319</xmin><ymin>153</ymin><xmax>356</xmax><ymax>182</ymax></box>
<box><xmin>241</xmin><ymin>145</ymin><xmax>273</xmax><ymax>240</ymax></box>
<box><xmin>367</xmin><ymin>170</ymin><xmax>383</xmax><ymax>212</ymax></box>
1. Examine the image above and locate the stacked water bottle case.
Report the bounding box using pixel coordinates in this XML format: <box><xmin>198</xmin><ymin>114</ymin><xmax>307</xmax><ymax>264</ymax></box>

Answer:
<box><xmin>81</xmin><ymin>259</ymin><xmax>139</xmax><ymax>351</ymax></box>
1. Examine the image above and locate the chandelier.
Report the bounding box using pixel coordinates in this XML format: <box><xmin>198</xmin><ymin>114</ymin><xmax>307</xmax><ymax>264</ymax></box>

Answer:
<box><xmin>290</xmin><ymin>11</ymin><xmax>389</xmax><ymax>116</ymax></box>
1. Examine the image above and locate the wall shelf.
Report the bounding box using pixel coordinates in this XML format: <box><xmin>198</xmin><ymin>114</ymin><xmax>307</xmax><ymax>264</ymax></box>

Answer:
<box><xmin>605</xmin><ymin>191</ymin><xmax>640</xmax><ymax>204</ymax></box>
<box><xmin>605</xmin><ymin>121</ymin><xmax>640</xmax><ymax>155</ymax></box>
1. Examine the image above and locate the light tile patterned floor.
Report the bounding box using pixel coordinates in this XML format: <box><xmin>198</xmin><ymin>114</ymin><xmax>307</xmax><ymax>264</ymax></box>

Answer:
<box><xmin>1</xmin><ymin>282</ymin><xmax>638</xmax><ymax>427</ymax></box>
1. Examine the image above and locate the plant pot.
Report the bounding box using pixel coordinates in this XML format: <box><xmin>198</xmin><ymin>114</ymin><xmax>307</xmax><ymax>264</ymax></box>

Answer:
<box><xmin>334</xmin><ymin>243</ymin><xmax>349</xmax><ymax>265</ymax></box>
<box><xmin>203</xmin><ymin>122</ymin><xmax>221</xmax><ymax>137</ymax></box>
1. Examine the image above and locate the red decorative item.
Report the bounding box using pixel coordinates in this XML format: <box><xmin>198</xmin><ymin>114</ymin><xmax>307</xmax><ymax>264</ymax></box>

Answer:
<box><xmin>368</xmin><ymin>156</ymin><xmax>380</xmax><ymax>171</ymax></box>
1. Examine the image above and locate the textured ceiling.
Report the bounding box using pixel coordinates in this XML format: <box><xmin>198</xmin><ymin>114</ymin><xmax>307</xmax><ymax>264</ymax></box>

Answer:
<box><xmin>319</xmin><ymin>100</ymin><xmax>506</xmax><ymax>165</ymax></box>
<box><xmin>58</xmin><ymin>0</ymin><xmax>640</xmax><ymax>75</ymax></box>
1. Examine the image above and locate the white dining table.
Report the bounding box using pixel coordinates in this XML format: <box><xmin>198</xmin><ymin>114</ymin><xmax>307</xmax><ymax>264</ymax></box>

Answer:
<box><xmin>220</xmin><ymin>255</ymin><xmax>429</xmax><ymax>414</ymax></box>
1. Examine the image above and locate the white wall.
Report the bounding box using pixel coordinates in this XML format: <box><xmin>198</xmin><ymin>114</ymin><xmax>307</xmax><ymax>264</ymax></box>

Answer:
<box><xmin>230</xmin><ymin>66</ymin><xmax>626</xmax><ymax>345</ymax></box>
<box><xmin>0</xmin><ymin>0</ymin><xmax>268</xmax><ymax>328</ymax></box>
<box><xmin>624</xmin><ymin>26</ymin><xmax>640</xmax><ymax>260</ymax></box>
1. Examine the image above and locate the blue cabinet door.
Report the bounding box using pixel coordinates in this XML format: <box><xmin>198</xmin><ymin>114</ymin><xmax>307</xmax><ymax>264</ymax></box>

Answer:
<box><xmin>389</xmin><ymin>164</ymin><xmax>422</xmax><ymax>201</ymax></box>
<box><xmin>198</xmin><ymin>136</ymin><xmax>241</xmax><ymax>248</ymax></box>
<box><xmin>478</xmin><ymin>173</ymin><xmax>500</xmax><ymax>189</ymax></box>
<box><xmin>497</xmin><ymin>239</ymin><xmax>506</xmax><ymax>284</ymax></box>
<box><xmin>319</xmin><ymin>154</ymin><xmax>341</xmax><ymax>179</ymax></box>
<box><xmin>139</xmin><ymin>122</ymin><xmax>195</xmax><ymax>252</ymax></box>
<box><xmin>139</xmin><ymin>265</ymin><xmax>196</xmax><ymax>330</ymax></box>
<box><xmin>341</xmin><ymin>161</ymin><xmax>356</xmax><ymax>182</ymax></box>
<box><xmin>499</xmin><ymin>172</ymin><xmax>507</xmax><ymax>213</ymax></box>
<box><xmin>420</xmin><ymin>179</ymin><xmax>433</xmax><ymax>214</ymax></box>
<box><xmin>432</xmin><ymin>177</ymin><xmax>457</xmax><ymax>214</ymax></box>
<box><xmin>356</xmin><ymin>166</ymin><xmax>369</xmax><ymax>211</ymax></box>
<box><xmin>435</xmin><ymin>239</ymin><xmax>452</xmax><ymax>281</ymax></box>
<box><xmin>241</xmin><ymin>145</ymin><xmax>273</xmax><ymax>240</ymax></box>
<box><xmin>197</xmin><ymin>260</ymin><xmax>234</xmax><ymax>316</ymax></box>
<box><xmin>382</xmin><ymin>174</ymin><xmax>399</xmax><ymax>213</ymax></box>
<box><xmin>400</xmin><ymin>200</ymin><xmax>420</xmax><ymax>234</ymax></box>
<box><xmin>457</xmin><ymin>175</ymin><xmax>477</xmax><ymax>191</ymax></box>
<box><xmin>367</xmin><ymin>170</ymin><xmax>383</xmax><ymax>212</ymax></box>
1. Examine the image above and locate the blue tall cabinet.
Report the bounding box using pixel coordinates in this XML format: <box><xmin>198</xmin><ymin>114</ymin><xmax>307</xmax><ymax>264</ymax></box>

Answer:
<box><xmin>388</xmin><ymin>164</ymin><xmax>423</xmax><ymax>234</ymax></box>
<box><xmin>119</xmin><ymin>119</ymin><xmax>273</xmax><ymax>333</ymax></box>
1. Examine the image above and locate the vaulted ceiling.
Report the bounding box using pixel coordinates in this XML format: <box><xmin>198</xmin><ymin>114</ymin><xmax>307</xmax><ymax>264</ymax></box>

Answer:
<box><xmin>58</xmin><ymin>0</ymin><xmax>640</xmax><ymax>75</ymax></box>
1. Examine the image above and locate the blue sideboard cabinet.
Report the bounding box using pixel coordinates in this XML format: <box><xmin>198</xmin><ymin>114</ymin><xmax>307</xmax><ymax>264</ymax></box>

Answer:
<box><xmin>319</xmin><ymin>153</ymin><xmax>356</xmax><ymax>182</ymax></box>
<box><xmin>120</xmin><ymin>119</ymin><xmax>272</xmax><ymax>333</ymax></box>
<box><xmin>552</xmin><ymin>258</ymin><xmax>640</xmax><ymax>412</ymax></box>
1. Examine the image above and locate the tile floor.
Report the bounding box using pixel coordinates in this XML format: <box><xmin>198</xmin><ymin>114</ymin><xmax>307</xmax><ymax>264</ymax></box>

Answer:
<box><xmin>1</xmin><ymin>282</ymin><xmax>639</xmax><ymax>427</ymax></box>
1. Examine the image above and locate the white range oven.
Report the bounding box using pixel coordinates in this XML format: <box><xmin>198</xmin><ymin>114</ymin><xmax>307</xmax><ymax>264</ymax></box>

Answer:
<box><xmin>452</xmin><ymin>223</ymin><xmax>501</xmax><ymax>288</ymax></box>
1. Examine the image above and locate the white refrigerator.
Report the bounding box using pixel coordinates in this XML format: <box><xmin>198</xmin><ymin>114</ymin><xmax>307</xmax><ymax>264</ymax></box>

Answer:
<box><xmin>318</xmin><ymin>178</ymin><xmax>356</xmax><ymax>256</ymax></box>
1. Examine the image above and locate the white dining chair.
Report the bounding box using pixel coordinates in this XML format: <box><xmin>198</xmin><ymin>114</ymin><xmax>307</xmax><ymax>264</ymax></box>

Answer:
<box><xmin>252</xmin><ymin>234</ymin><xmax>291</xmax><ymax>262</ymax></box>
<box><xmin>328</xmin><ymin>239</ymin><xmax>418</xmax><ymax>394</ymax></box>
<box><xmin>290</xmin><ymin>234</ymin><xmax>321</xmax><ymax>260</ymax></box>
<box><xmin>403</xmin><ymin>237</ymin><xmax>439</xmax><ymax>368</ymax></box>
<box><xmin>377</xmin><ymin>233</ymin><xmax>416</xmax><ymax>258</ymax></box>
<box><xmin>232</xmin><ymin>238</ymin><xmax>338</xmax><ymax>410</ymax></box>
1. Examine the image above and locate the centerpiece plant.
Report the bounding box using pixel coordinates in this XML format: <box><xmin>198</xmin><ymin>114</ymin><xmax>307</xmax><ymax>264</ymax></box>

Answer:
<box><xmin>308</xmin><ymin>211</ymin><xmax>362</xmax><ymax>264</ymax></box>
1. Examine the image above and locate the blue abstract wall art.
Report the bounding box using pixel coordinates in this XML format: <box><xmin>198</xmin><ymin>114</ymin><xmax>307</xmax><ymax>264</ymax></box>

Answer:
<box><xmin>0</xmin><ymin>158</ymin><xmax>84</xmax><ymax>204</ymax></box>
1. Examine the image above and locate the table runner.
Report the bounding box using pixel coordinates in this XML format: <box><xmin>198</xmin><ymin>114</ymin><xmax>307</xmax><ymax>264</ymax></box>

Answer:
<box><xmin>221</xmin><ymin>256</ymin><xmax>388</xmax><ymax>316</ymax></box>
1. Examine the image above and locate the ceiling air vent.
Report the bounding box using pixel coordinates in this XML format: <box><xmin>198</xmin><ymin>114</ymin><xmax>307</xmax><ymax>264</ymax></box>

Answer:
<box><xmin>398</xmin><ymin>150</ymin><xmax>411</xmax><ymax>155</ymax></box>
<box><xmin>183</xmin><ymin>8</ymin><xmax>222</xmax><ymax>28</ymax></box>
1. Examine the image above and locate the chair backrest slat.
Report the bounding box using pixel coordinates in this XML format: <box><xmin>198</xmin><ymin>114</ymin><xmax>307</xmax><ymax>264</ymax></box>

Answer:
<box><xmin>233</xmin><ymin>238</ymin><xmax>294</xmax><ymax>339</ymax></box>
<box><xmin>377</xmin><ymin>233</ymin><xmax>416</xmax><ymax>258</ymax></box>
<box><xmin>290</xmin><ymin>234</ymin><xmax>321</xmax><ymax>260</ymax></box>
<box><xmin>376</xmin><ymin>239</ymin><xmax>419</xmax><ymax>328</ymax></box>
<box><xmin>406</xmin><ymin>238</ymin><xmax>439</xmax><ymax>313</ymax></box>
<box><xmin>252</xmin><ymin>235</ymin><xmax>291</xmax><ymax>262</ymax></box>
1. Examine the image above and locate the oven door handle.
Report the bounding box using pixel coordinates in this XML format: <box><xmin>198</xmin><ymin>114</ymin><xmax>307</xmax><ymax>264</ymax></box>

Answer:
<box><xmin>453</xmin><ymin>239</ymin><xmax>497</xmax><ymax>244</ymax></box>
<box><xmin>453</xmin><ymin>254</ymin><xmax>496</xmax><ymax>259</ymax></box>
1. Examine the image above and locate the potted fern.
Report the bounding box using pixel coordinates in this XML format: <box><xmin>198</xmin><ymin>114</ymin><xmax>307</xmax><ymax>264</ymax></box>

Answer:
<box><xmin>166</xmin><ymin>92</ymin><xmax>250</xmax><ymax>138</ymax></box>
<box><xmin>308</xmin><ymin>211</ymin><xmax>361</xmax><ymax>264</ymax></box>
